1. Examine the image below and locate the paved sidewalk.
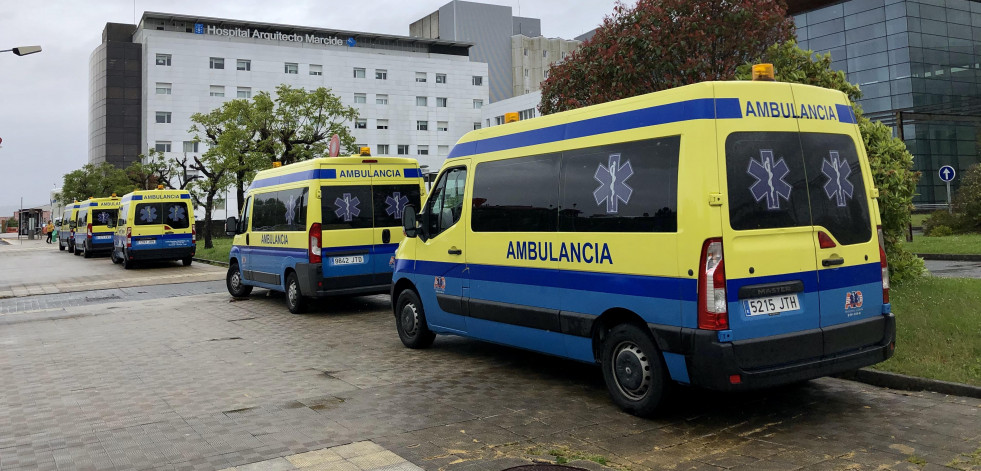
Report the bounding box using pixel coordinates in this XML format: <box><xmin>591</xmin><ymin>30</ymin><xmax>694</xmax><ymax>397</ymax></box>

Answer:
<box><xmin>219</xmin><ymin>441</ymin><xmax>422</xmax><ymax>471</ymax></box>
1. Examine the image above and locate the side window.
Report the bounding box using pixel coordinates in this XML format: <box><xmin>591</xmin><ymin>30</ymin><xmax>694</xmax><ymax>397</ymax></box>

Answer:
<box><xmin>560</xmin><ymin>136</ymin><xmax>680</xmax><ymax>232</ymax></box>
<box><xmin>241</xmin><ymin>196</ymin><xmax>252</xmax><ymax>232</ymax></box>
<box><xmin>372</xmin><ymin>184</ymin><xmax>422</xmax><ymax>227</ymax></box>
<box><xmin>163</xmin><ymin>202</ymin><xmax>190</xmax><ymax>229</ymax></box>
<box><xmin>321</xmin><ymin>185</ymin><xmax>373</xmax><ymax>230</ymax></box>
<box><xmin>426</xmin><ymin>167</ymin><xmax>467</xmax><ymax>237</ymax></box>
<box><xmin>118</xmin><ymin>204</ymin><xmax>128</xmax><ymax>226</ymax></box>
<box><xmin>250</xmin><ymin>190</ymin><xmax>307</xmax><ymax>232</ymax></box>
<box><xmin>472</xmin><ymin>155</ymin><xmax>558</xmax><ymax>232</ymax></box>
<box><xmin>76</xmin><ymin>210</ymin><xmax>86</xmax><ymax>228</ymax></box>
<box><xmin>251</xmin><ymin>193</ymin><xmax>283</xmax><ymax>232</ymax></box>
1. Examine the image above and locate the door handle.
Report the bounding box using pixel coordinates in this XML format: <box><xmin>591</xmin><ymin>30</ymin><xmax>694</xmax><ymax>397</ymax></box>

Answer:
<box><xmin>382</xmin><ymin>228</ymin><xmax>391</xmax><ymax>244</ymax></box>
<box><xmin>246</xmin><ymin>234</ymin><xmax>250</xmax><ymax>245</ymax></box>
<box><xmin>448</xmin><ymin>247</ymin><xmax>462</xmax><ymax>255</ymax></box>
<box><xmin>822</xmin><ymin>257</ymin><xmax>845</xmax><ymax>267</ymax></box>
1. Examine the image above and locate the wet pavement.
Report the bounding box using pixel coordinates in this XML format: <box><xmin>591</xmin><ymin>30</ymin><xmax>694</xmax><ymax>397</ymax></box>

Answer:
<box><xmin>925</xmin><ymin>259</ymin><xmax>981</xmax><ymax>279</ymax></box>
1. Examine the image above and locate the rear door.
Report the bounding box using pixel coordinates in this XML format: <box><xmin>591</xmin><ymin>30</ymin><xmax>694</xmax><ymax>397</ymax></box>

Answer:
<box><xmin>370</xmin><ymin>164</ymin><xmax>423</xmax><ymax>284</ymax></box>
<box><xmin>715</xmin><ymin>83</ymin><xmax>823</xmax><ymax>368</ymax></box>
<box><xmin>320</xmin><ymin>163</ymin><xmax>376</xmax><ymax>287</ymax></box>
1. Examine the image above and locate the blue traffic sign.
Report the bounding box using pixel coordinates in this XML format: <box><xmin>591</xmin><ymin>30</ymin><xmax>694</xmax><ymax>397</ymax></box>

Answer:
<box><xmin>939</xmin><ymin>165</ymin><xmax>956</xmax><ymax>182</ymax></box>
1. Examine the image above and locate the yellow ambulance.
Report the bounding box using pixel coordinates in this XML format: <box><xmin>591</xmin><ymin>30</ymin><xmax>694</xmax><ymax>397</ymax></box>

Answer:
<box><xmin>73</xmin><ymin>196</ymin><xmax>121</xmax><ymax>258</ymax></box>
<box><xmin>225</xmin><ymin>154</ymin><xmax>426</xmax><ymax>314</ymax></box>
<box><xmin>112</xmin><ymin>188</ymin><xmax>196</xmax><ymax>269</ymax></box>
<box><xmin>392</xmin><ymin>75</ymin><xmax>895</xmax><ymax>417</ymax></box>
<box><xmin>58</xmin><ymin>202</ymin><xmax>80</xmax><ymax>252</ymax></box>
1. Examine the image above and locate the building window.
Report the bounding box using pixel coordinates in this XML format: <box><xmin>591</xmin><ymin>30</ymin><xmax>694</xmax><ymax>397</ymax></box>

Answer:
<box><xmin>236</xmin><ymin>59</ymin><xmax>251</xmax><ymax>71</ymax></box>
<box><xmin>397</xmin><ymin>144</ymin><xmax>409</xmax><ymax>155</ymax></box>
<box><xmin>519</xmin><ymin>108</ymin><xmax>535</xmax><ymax>120</ymax></box>
<box><xmin>210</xmin><ymin>57</ymin><xmax>224</xmax><ymax>69</ymax></box>
<box><xmin>544</xmin><ymin>69</ymin><xmax>550</xmax><ymax>79</ymax></box>
<box><xmin>416</xmin><ymin>121</ymin><xmax>428</xmax><ymax>131</ymax></box>
<box><xmin>376</xmin><ymin>119</ymin><xmax>389</xmax><ymax>130</ymax></box>
<box><xmin>473</xmin><ymin>122</ymin><xmax>482</xmax><ymax>130</ymax></box>
<box><xmin>155</xmin><ymin>83</ymin><xmax>172</xmax><ymax>95</ymax></box>
<box><xmin>473</xmin><ymin>99</ymin><xmax>483</xmax><ymax>109</ymax></box>
<box><xmin>355</xmin><ymin>118</ymin><xmax>367</xmax><ymax>129</ymax></box>
<box><xmin>155</xmin><ymin>54</ymin><xmax>171</xmax><ymax>66</ymax></box>
<box><xmin>354</xmin><ymin>144</ymin><xmax>365</xmax><ymax>152</ymax></box>
<box><xmin>495</xmin><ymin>115</ymin><xmax>505</xmax><ymax>126</ymax></box>
<box><xmin>353</xmin><ymin>67</ymin><xmax>366</xmax><ymax>78</ymax></box>
<box><xmin>285</xmin><ymin>62</ymin><xmax>298</xmax><ymax>74</ymax></box>
<box><xmin>375</xmin><ymin>69</ymin><xmax>387</xmax><ymax>80</ymax></box>
<box><xmin>237</xmin><ymin>87</ymin><xmax>251</xmax><ymax>99</ymax></box>
<box><xmin>154</xmin><ymin>141</ymin><xmax>172</xmax><ymax>152</ymax></box>
<box><xmin>524</xmin><ymin>68</ymin><xmax>529</xmax><ymax>77</ymax></box>
<box><xmin>435</xmin><ymin>73</ymin><xmax>447</xmax><ymax>84</ymax></box>
<box><xmin>523</xmin><ymin>48</ymin><xmax>528</xmax><ymax>56</ymax></box>
<box><xmin>209</xmin><ymin>85</ymin><xmax>225</xmax><ymax>97</ymax></box>
<box><xmin>472</xmin><ymin>76</ymin><xmax>482</xmax><ymax>86</ymax></box>
<box><xmin>183</xmin><ymin>141</ymin><xmax>199</xmax><ymax>153</ymax></box>
<box><xmin>415</xmin><ymin>72</ymin><xmax>427</xmax><ymax>82</ymax></box>
<box><xmin>354</xmin><ymin>93</ymin><xmax>366</xmax><ymax>104</ymax></box>
<box><xmin>156</xmin><ymin>112</ymin><xmax>171</xmax><ymax>124</ymax></box>
<box><xmin>309</xmin><ymin>64</ymin><xmax>322</xmax><ymax>76</ymax></box>
<box><xmin>438</xmin><ymin>145</ymin><xmax>449</xmax><ymax>155</ymax></box>
<box><xmin>543</xmin><ymin>50</ymin><xmax>548</xmax><ymax>58</ymax></box>
<box><xmin>376</xmin><ymin>94</ymin><xmax>388</xmax><ymax>105</ymax></box>
<box><xmin>416</xmin><ymin>96</ymin><xmax>427</xmax><ymax>106</ymax></box>
<box><xmin>437</xmin><ymin>121</ymin><xmax>448</xmax><ymax>132</ymax></box>
<box><xmin>436</xmin><ymin>97</ymin><xmax>448</xmax><ymax>107</ymax></box>
<box><xmin>418</xmin><ymin>145</ymin><xmax>429</xmax><ymax>155</ymax></box>
<box><xmin>377</xmin><ymin>144</ymin><xmax>390</xmax><ymax>154</ymax></box>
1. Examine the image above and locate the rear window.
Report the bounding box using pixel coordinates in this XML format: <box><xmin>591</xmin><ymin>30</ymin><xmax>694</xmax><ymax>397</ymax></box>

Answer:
<box><xmin>135</xmin><ymin>202</ymin><xmax>191</xmax><ymax>229</ymax></box>
<box><xmin>321</xmin><ymin>184</ymin><xmax>422</xmax><ymax>231</ymax></box>
<box><xmin>92</xmin><ymin>209</ymin><xmax>117</xmax><ymax>227</ymax></box>
<box><xmin>726</xmin><ymin>132</ymin><xmax>871</xmax><ymax>245</ymax></box>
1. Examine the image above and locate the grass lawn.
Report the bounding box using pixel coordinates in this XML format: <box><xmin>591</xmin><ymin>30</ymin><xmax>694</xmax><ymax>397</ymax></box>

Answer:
<box><xmin>195</xmin><ymin>237</ymin><xmax>233</xmax><ymax>262</ymax></box>
<box><xmin>875</xmin><ymin>276</ymin><xmax>981</xmax><ymax>385</ymax></box>
<box><xmin>910</xmin><ymin>213</ymin><xmax>930</xmax><ymax>227</ymax></box>
<box><xmin>905</xmin><ymin>233</ymin><xmax>981</xmax><ymax>255</ymax></box>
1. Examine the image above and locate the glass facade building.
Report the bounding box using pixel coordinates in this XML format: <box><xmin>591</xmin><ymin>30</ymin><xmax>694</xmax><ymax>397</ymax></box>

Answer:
<box><xmin>793</xmin><ymin>0</ymin><xmax>981</xmax><ymax>204</ymax></box>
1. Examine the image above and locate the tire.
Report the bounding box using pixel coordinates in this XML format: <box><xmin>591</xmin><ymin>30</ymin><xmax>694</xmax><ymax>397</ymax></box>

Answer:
<box><xmin>110</xmin><ymin>249</ymin><xmax>120</xmax><ymax>264</ymax></box>
<box><xmin>82</xmin><ymin>243</ymin><xmax>92</xmax><ymax>259</ymax></box>
<box><xmin>73</xmin><ymin>243</ymin><xmax>81</xmax><ymax>256</ymax></box>
<box><xmin>600</xmin><ymin>323</ymin><xmax>669</xmax><ymax>417</ymax></box>
<box><xmin>226</xmin><ymin>262</ymin><xmax>253</xmax><ymax>298</ymax></box>
<box><xmin>395</xmin><ymin>289</ymin><xmax>436</xmax><ymax>349</ymax></box>
<box><xmin>182</xmin><ymin>257</ymin><xmax>192</xmax><ymax>267</ymax></box>
<box><xmin>67</xmin><ymin>241</ymin><xmax>74</xmax><ymax>254</ymax></box>
<box><xmin>285</xmin><ymin>272</ymin><xmax>306</xmax><ymax>314</ymax></box>
<box><xmin>122</xmin><ymin>250</ymin><xmax>134</xmax><ymax>270</ymax></box>
<box><xmin>59</xmin><ymin>240</ymin><xmax>65</xmax><ymax>251</ymax></box>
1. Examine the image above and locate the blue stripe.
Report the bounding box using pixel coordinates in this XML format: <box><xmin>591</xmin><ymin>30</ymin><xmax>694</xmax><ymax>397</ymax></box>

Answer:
<box><xmin>836</xmin><ymin>104</ymin><xmax>856</xmax><ymax>124</ymax></box>
<box><xmin>180</xmin><ymin>194</ymin><xmax>191</xmax><ymax>199</ymax></box>
<box><xmin>404</xmin><ymin>168</ymin><xmax>422</xmax><ymax>178</ymax></box>
<box><xmin>246</xmin><ymin>246</ymin><xmax>307</xmax><ymax>257</ymax></box>
<box><xmin>251</xmin><ymin>167</ymin><xmax>422</xmax><ymax>189</ymax></box>
<box><xmin>447</xmin><ymin>98</ymin><xmax>742</xmax><ymax>159</ymax></box>
<box><xmin>818</xmin><ymin>262</ymin><xmax>881</xmax><ymax>290</ymax></box>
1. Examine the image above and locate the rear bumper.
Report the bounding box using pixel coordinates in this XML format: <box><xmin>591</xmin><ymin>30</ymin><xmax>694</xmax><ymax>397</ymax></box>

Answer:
<box><xmin>658</xmin><ymin>314</ymin><xmax>895</xmax><ymax>391</ymax></box>
<box><xmin>127</xmin><ymin>246</ymin><xmax>195</xmax><ymax>261</ymax></box>
<box><xmin>294</xmin><ymin>262</ymin><xmax>390</xmax><ymax>297</ymax></box>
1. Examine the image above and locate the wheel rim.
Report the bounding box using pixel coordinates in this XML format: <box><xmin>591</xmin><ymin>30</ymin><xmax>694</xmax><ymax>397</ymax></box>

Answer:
<box><xmin>288</xmin><ymin>280</ymin><xmax>298</xmax><ymax>307</ymax></box>
<box><xmin>230</xmin><ymin>270</ymin><xmax>242</xmax><ymax>291</ymax></box>
<box><xmin>400</xmin><ymin>303</ymin><xmax>419</xmax><ymax>336</ymax></box>
<box><xmin>611</xmin><ymin>340</ymin><xmax>652</xmax><ymax>401</ymax></box>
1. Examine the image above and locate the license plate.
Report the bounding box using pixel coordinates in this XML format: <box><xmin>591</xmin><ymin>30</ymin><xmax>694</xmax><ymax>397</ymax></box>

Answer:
<box><xmin>332</xmin><ymin>255</ymin><xmax>364</xmax><ymax>265</ymax></box>
<box><xmin>744</xmin><ymin>294</ymin><xmax>800</xmax><ymax>316</ymax></box>
<box><xmin>136</xmin><ymin>239</ymin><xmax>156</xmax><ymax>245</ymax></box>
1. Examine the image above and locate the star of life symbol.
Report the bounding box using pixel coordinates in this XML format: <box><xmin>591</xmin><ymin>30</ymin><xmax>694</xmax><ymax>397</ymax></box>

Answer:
<box><xmin>593</xmin><ymin>153</ymin><xmax>634</xmax><ymax>214</ymax></box>
<box><xmin>97</xmin><ymin>212</ymin><xmax>110</xmax><ymax>224</ymax></box>
<box><xmin>334</xmin><ymin>193</ymin><xmax>360</xmax><ymax>222</ymax></box>
<box><xmin>747</xmin><ymin>150</ymin><xmax>792</xmax><ymax>210</ymax></box>
<box><xmin>385</xmin><ymin>192</ymin><xmax>409</xmax><ymax>219</ymax></box>
<box><xmin>284</xmin><ymin>195</ymin><xmax>297</xmax><ymax>225</ymax></box>
<box><xmin>140</xmin><ymin>206</ymin><xmax>157</xmax><ymax>223</ymax></box>
<box><xmin>168</xmin><ymin>206</ymin><xmax>186</xmax><ymax>221</ymax></box>
<box><xmin>822</xmin><ymin>151</ymin><xmax>854</xmax><ymax>208</ymax></box>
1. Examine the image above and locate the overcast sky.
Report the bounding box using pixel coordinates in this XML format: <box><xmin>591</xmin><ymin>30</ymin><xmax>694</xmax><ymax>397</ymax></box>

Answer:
<box><xmin>0</xmin><ymin>0</ymin><xmax>619</xmax><ymax>215</ymax></box>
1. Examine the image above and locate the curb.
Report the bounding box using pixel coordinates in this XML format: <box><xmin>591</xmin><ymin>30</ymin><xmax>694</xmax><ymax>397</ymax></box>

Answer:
<box><xmin>916</xmin><ymin>253</ymin><xmax>981</xmax><ymax>261</ymax></box>
<box><xmin>193</xmin><ymin>257</ymin><xmax>228</xmax><ymax>268</ymax></box>
<box><xmin>835</xmin><ymin>368</ymin><xmax>981</xmax><ymax>399</ymax></box>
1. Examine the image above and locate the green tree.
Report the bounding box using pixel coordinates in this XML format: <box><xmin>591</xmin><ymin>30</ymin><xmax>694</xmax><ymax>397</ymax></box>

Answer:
<box><xmin>734</xmin><ymin>41</ymin><xmax>924</xmax><ymax>282</ymax></box>
<box><xmin>60</xmin><ymin>163</ymin><xmax>132</xmax><ymax>203</ymax></box>
<box><xmin>953</xmin><ymin>163</ymin><xmax>981</xmax><ymax>232</ymax></box>
<box><xmin>539</xmin><ymin>0</ymin><xmax>794</xmax><ymax>115</ymax></box>
<box><xmin>124</xmin><ymin>149</ymin><xmax>173</xmax><ymax>190</ymax></box>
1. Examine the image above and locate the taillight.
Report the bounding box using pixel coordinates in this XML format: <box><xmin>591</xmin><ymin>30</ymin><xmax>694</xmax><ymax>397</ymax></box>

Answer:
<box><xmin>192</xmin><ymin>226</ymin><xmax>197</xmax><ymax>244</ymax></box>
<box><xmin>877</xmin><ymin>226</ymin><xmax>889</xmax><ymax>304</ymax></box>
<box><xmin>309</xmin><ymin>223</ymin><xmax>322</xmax><ymax>264</ymax></box>
<box><xmin>86</xmin><ymin>223</ymin><xmax>93</xmax><ymax>238</ymax></box>
<box><xmin>698</xmin><ymin>238</ymin><xmax>728</xmax><ymax>330</ymax></box>
<box><xmin>818</xmin><ymin>231</ymin><xmax>836</xmax><ymax>249</ymax></box>
<box><xmin>126</xmin><ymin>227</ymin><xmax>132</xmax><ymax>248</ymax></box>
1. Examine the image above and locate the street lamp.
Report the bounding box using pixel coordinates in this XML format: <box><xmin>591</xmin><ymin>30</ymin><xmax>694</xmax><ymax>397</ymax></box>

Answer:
<box><xmin>1</xmin><ymin>46</ymin><xmax>42</xmax><ymax>56</ymax></box>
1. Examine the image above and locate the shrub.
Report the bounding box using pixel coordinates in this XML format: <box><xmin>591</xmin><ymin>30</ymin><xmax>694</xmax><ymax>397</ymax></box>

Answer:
<box><xmin>923</xmin><ymin>210</ymin><xmax>965</xmax><ymax>235</ymax></box>
<box><xmin>927</xmin><ymin>225</ymin><xmax>953</xmax><ymax>237</ymax></box>
<box><xmin>953</xmin><ymin>163</ymin><xmax>981</xmax><ymax>233</ymax></box>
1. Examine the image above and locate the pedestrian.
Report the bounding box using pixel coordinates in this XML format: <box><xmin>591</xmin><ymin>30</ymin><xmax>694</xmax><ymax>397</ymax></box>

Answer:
<box><xmin>44</xmin><ymin>220</ymin><xmax>54</xmax><ymax>244</ymax></box>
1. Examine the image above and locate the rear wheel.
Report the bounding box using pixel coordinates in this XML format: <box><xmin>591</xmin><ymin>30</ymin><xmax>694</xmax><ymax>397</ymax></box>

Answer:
<box><xmin>285</xmin><ymin>272</ymin><xmax>306</xmax><ymax>314</ymax></box>
<box><xmin>82</xmin><ymin>243</ymin><xmax>92</xmax><ymax>258</ymax></box>
<box><xmin>182</xmin><ymin>256</ymin><xmax>192</xmax><ymax>267</ymax></box>
<box><xmin>395</xmin><ymin>289</ymin><xmax>436</xmax><ymax>349</ymax></box>
<box><xmin>226</xmin><ymin>262</ymin><xmax>253</xmax><ymax>297</ymax></box>
<box><xmin>122</xmin><ymin>250</ymin><xmax>134</xmax><ymax>269</ymax></box>
<box><xmin>600</xmin><ymin>323</ymin><xmax>669</xmax><ymax>417</ymax></box>
<box><xmin>58</xmin><ymin>239</ymin><xmax>65</xmax><ymax>251</ymax></box>
<box><xmin>73</xmin><ymin>243</ymin><xmax>81</xmax><ymax>256</ymax></box>
<box><xmin>67</xmin><ymin>241</ymin><xmax>74</xmax><ymax>254</ymax></box>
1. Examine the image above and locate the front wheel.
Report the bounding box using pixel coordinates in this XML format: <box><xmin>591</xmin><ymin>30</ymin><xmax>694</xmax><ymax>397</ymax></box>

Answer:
<box><xmin>67</xmin><ymin>241</ymin><xmax>74</xmax><ymax>254</ymax></box>
<box><xmin>600</xmin><ymin>323</ymin><xmax>669</xmax><ymax>417</ymax></box>
<box><xmin>110</xmin><ymin>249</ymin><xmax>121</xmax><ymax>264</ymax></box>
<box><xmin>395</xmin><ymin>289</ymin><xmax>436</xmax><ymax>349</ymax></box>
<box><xmin>285</xmin><ymin>272</ymin><xmax>306</xmax><ymax>314</ymax></box>
<box><xmin>58</xmin><ymin>240</ymin><xmax>65</xmax><ymax>251</ymax></box>
<box><xmin>226</xmin><ymin>263</ymin><xmax>253</xmax><ymax>297</ymax></box>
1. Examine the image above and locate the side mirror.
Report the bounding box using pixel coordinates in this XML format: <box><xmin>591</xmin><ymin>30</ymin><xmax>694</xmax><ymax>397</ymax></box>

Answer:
<box><xmin>225</xmin><ymin>217</ymin><xmax>239</xmax><ymax>236</ymax></box>
<box><xmin>401</xmin><ymin>205</ymin><xmax>417</xmax><ymax>238</ymax></box>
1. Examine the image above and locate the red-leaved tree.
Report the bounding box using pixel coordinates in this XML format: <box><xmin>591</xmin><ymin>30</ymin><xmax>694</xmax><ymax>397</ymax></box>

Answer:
<box><xmin>539</xmin><ymin>0</ymin><xmax>795</xmax><ymax>115</ymax></box>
